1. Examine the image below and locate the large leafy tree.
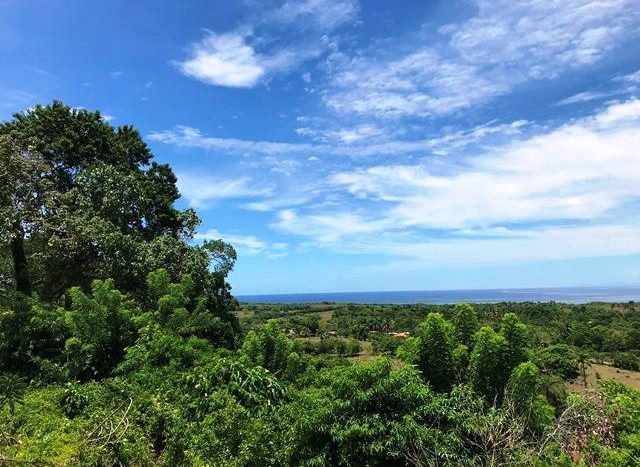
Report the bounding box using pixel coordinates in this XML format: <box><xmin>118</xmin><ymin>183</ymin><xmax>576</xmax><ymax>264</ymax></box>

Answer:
<box><xmin>0</xmin><ymin>135</ymin><xmax>55</xmax><ymax>295</ymax></box>
<box><xmin>0</xmin><ymin>102</ymin><xmax>233</xmax><ymax>305</ymax></box>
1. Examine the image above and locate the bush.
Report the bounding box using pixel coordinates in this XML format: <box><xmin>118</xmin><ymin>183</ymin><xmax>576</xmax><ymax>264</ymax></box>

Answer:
<box><xmin>534</xmin><ymin>344</ymin><xmax>580</xmax><ymax>379</ymax></box>
<box><xmin>613</xmin><ymin>352</ymin><xmax>640</xmax><ymax>371</ymax></box>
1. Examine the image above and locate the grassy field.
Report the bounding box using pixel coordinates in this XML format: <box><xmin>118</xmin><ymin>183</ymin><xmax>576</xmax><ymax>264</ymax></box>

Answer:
<box><xmin>567</xmin><ymin>363</ymin><xmax>640</xmax><ymax>393</ymax></box>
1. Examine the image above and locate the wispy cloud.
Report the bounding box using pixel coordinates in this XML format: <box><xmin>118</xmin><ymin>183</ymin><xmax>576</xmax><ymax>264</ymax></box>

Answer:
<box><xmin>196</xmin><ymin>228</ymin><xmax>288</xmax><ymax>259</ymax></box>
<box><xmin>0</xmin><ymin>88</ymin><xmax>36</xmax><ymax>109</ymax></box>
<box><xmin>268</xmin><ymin>0</ymin><xmax>358</xmax><ymax>30</ymax></box>
<box><xmin>296</xmin><ymin>123</ymin><xmax>387</xmax><ymax>144</ymax></box>
<box><xmin>148</xmin><ymin>125</ymin><xmax>323</xmax><ymax>156</ymax></box>
<box><xmin>177</xmin><ymin>173</ymin><xmax>272</xmax><ymax>209</ymax></box>
<box><xmin>325</xmin><ymin>49</ymin><xmax>509</xmax><ymax>118</ymax></box>
<box><xmin>322</xmin><ymin>0</ymin><xmax>640</xmax><ymax>119</ymax></box>
<box><xmin>272</xmin><ymin>209</ymin><xmax>391</xmax><ymax>243</ymax></box>
<box><xmin>175</xmin><ymin>0</ymin><xmax>358</xmax><ymax>88</ymax></box>
<box><xmin>447</xmin><ymin>0</ymin><xmax>637</xmax><ymax>78</ymax></box>
<box><xmin>270</xmin><ymin>99</ymin><xmax>640</xmax><ymax>264</ymax></box>
<box><xmin>555</xmin><ymin>91</ymin><xmax>613</xmax><ymax>106</ymax></box>
<box><xmin>339</xmin><ymin>223</ymin><xmax>640</xmax><ymax>268</ymax></box>
<box><xmin>614</xmin><ymin>68</ymin><xmax>640</xmax><ymax>84</ymax></box>
<box><xmin>149</xmin><ymin>118</ymin><xmax>531</xmax><ymax>158</ymax></box>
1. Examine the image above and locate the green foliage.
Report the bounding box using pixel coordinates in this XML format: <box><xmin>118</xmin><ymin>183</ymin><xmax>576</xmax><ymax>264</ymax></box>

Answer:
<box><xmin>469</xmin><ymin>326</ymin><xmax>510</xmax><ymax>403</ymax></box>
<box><xmin>0</xmin><ymin>101</ymin><xmax>237</xmax><ymax>315</ymax></box>
<box><xmin>283</xmin><ymin>359</ymin><xmax>456</xmax><ymax>466</ymax></box>
<box><xmin>453</xmin><ymin>302</ymin><xmax>479</xmax><ymax>347</ymax></box>
<box><xmin>183</xmin><ymin>356</ymin><xmax>287</xmax><ymax>409</ymax></box>
<box><xmin>241</xmin><ymin>321</ymin><xmax>290</xmax><ymax>374</ymax></box>
<box><xmin>417</xmin><ymin>312</ymin><xmax>456</xmax><ymax>392</ymax></box>
<box><xmin>0</xmin><ymin>372</ymin><xmax>27</xmax><ymax>413</ymax></box>
<box><xmin>395</xmin><ymin>336</ymin><xmax>419</xmax><ymax>364</ymax></box>
<box><xmin>146</xmin><ymin>268</ymin><xmax>237</xmax><ymax>348</ymax></box>
<box><xmin>371</xmin><ymin>332</ymin><xmax>402</xmax><ymax>355</ymax></box>
<box><xmin>346</xmin><ymin>338</ymin><xmax>362</xmax><ymax>356</ymax></box>
<box><xmin>613</xmin><ymin>352</ymin><xmax>640</xmax><ymax>371</ymax></box>
<box><xmin>507</xmin><ymin>362</ymin><xmax>541</xmax><ymax>408</ymax></box>
<box><xmin>59</xmin><ymin>381</ymin><xmax>91</xmax><ymax>418</ymax></box>
<box><xmin>500</xmin><ymin>312</ymin><xmax>530</xmax><ymax>369</ymax></box>
<box><xmin>64</xmin><ymin>279</ymin><xmax>138</xmax><ymax>379</ymax></box>
<box><xmin>506</xmin><ymin>362</ymin><xmax>555</xmax><ymax>433</ymax></box>
<box><xmin>0</xmin><ymin>292</ymin><xmax>67</xmax><ymax>379</ymax></box>
<box><xmin>452</xmin><ymin>344</ymin><xmax>470</xmax><ymax>382</ymax></box>
<box><xmin>534</xmin><ymin>344</ymin><xmax>580</xmax><ymax>379</ymax></box>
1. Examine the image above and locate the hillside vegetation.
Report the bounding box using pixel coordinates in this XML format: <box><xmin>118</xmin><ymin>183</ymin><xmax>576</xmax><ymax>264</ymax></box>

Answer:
<box><xmin>2</xmin><ymin>103</ymin><xmax>640</xmax><ymax>466</ymax></box>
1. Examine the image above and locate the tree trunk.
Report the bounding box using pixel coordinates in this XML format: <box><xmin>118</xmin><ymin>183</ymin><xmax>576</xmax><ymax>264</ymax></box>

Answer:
<box><xmin>10</xmin><ymin>223</ymin><xmax>30</xmax><ymax>295</ymax></box>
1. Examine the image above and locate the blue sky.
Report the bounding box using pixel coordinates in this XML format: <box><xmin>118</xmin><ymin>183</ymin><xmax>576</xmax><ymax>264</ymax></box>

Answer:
<box><xmin>2</xmin><ymin>0</ymin><xmax>640</xmax><ymax>294</ymax></box>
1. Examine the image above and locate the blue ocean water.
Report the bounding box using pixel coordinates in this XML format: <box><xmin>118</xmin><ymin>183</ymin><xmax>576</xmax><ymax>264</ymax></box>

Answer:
<box><xmin>238</xmin><ymin>286</ymin><xmax>640</xmax><ymax>305</ymax></box>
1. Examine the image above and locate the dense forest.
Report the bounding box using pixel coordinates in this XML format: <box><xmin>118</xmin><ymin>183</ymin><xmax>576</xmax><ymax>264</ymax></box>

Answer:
<box><xmin>1</xmin><ymin>103</ymin><xmax>640</xmax><ymax>466</ymax></box>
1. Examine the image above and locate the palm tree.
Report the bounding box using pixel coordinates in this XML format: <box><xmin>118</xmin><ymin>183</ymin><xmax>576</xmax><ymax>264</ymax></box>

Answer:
<box><xmin>576</xmin><ymin>351</ymin><xmax>591</xmax><ymax>388</ymax></box>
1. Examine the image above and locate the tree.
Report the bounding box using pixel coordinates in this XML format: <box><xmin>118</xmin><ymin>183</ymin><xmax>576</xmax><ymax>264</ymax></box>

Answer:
<box><xmin>576</xmin><ymin>350</ymin><xmax>591</xmax><ymax>388</ymax></box>
<box><xmin>417</xmin><ymin>313</ymin><xmax>456</xmax><ymax>392</ymax></box>
<box><xmin>499</xmin><ymin>313</ymin><xmax>529</xmax><ymax>372</ymax></box>
<box><xmin>469</xmin><ymin>326</ymin><xmax>510</xmax><ymax>403</ymax></box>
<box><xmin>452</xmin><ymin>344</ymin><xmax>470</xmax><ymax>383</ymax></box>
<box><xmin>0</xmin><ymin>135</ymin><xmax>55</xmax><ymax>295</ymax></box>
<box><xmin>64</xmin><ymin>279</ymin><xmax>138</xmax><ymax>379</ymax></box>
<box><xmin>241</xmin><ymin>321</ymin><xmax>290</xmax><ymax>374</ymax></box>
<box><xmin>453</xmin><ymin>302</ymin><xmax>479</xmax><ymax>347</ymax></box>
<box><xmin>505</xmin><ymin>362</ymin><xmax>555</xmax><ymax>434</ymax></box>
<box><xmin>506</xmin><ymin>361</ymin><xmax>541</xmax><ymax>411</ymax></box>
<box><xmin>146</xmin><ymin>269</ymin><xmax>237</xmax><ymax>348</ymax></box>
<box><xmin>0</xmin><ymin>102</ymin><xmax>212</xmax><ymax>301</ymax></box>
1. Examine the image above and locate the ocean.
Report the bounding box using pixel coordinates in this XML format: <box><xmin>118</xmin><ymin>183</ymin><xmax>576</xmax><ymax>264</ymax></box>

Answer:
<box><xmin>238</xmin><ymin>286</ymin><xmax>640</xmax><ymax>305</ymax></box>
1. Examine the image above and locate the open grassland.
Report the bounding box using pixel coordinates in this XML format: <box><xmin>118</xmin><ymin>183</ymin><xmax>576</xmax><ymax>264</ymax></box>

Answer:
<box><xmin>567</xmin><ymin>363</ymin><xmax>640</xmax><ymax>393</ymax></box>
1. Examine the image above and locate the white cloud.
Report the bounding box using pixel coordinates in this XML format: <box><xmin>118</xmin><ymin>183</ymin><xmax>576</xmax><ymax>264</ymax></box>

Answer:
<box><xmin>272</xmin><ymin>209</ymin><xmax>390</xmax><ymax>242</ymax></box>
<box><xmin>149</xmin><ymin>118</ymin><xmax>529</xmax><ymax>159</ymax></box>
<box><xmin>615</xmin><ymin>69</ymin><xmax>640</xmax><ymax>84</ymax></box>
<box><xmin>594</xmin><ymin>98</ymin><xmax>640</xmax><ymax>126</ymax></box>
<box><xmin>325</xmin><ymin>49</ymin><xmax>509</xmax><ymax>118</ymax></box>
<box><xmin>296</xmin><ymin>123</ymin><xmax>383</xmax><ymax>143</ymax></box>
<box><xmin>555</xmin><ymin>91</ymin><xmax>612</xmax><ymax>106</ymax></box>
<box><xmin>447</xmin><ymin>0</ymin><xmax>637</xmax><ymax>78</ymax></box>
<box><xmin>271</xmin><ymin>99</ymin><xmax>640</xmax><ymax>264</ymax></box>
<box><xmin>176</xmin><ymin>32</ymin><xmax>266</xmax><ymax>88</ymax></box>
<box><xmin>177</xmin><ymin>173</ymin><xmax>272</xmax><ymax>209</ymax></box>
<box><xmin>341</xmin><ymin>223</ymin><xmax>640</xmax><ymax>267</ymax></box>
<box><xmin>322</xmin><ymin>0</ymin><xmax>640</xmax><ymax>119</ymax></box>
<box><xmin>262</xmin><ymin>156</ymin><xmax>301</xmax><ymax>175</ymax></box>
<box><xmin>269</xmin><ymin>0</ymin><xmax>359</xmax><ymax>30</ymax></box>
<box><xmin>148</xmin><ymin>125</ymin><xmax>322</xmax><ymax>155</ymax></box>
<box><xmin>196</xmin><ymin>228</ymin><xmax>288</xmax><ymax>258</ymax></box>
<box><xmin>109</xmin><ymin>70</ymin><xmax>125</xmax><ymax>78</ymax></box>
<box><xmin>329</xmin><ymin>99</ymin><xmax>640</xmax><ymax>230</ymax></box>
<box><xmin>176</xmin><ymin>0</ymin><xmax>357</xmax><ymax>88</ymax></box>
<box><xmin>0</xmin><ymin>88</ymin><xmax>36</xmax><ymax>109</ymax></box>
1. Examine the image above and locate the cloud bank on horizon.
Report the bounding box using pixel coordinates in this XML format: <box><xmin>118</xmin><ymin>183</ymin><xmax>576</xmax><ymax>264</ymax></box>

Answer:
<box><xmin>2</xmin><ymin>0</ymin><xmax>640</xmax><ymax>293</ymax></box>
